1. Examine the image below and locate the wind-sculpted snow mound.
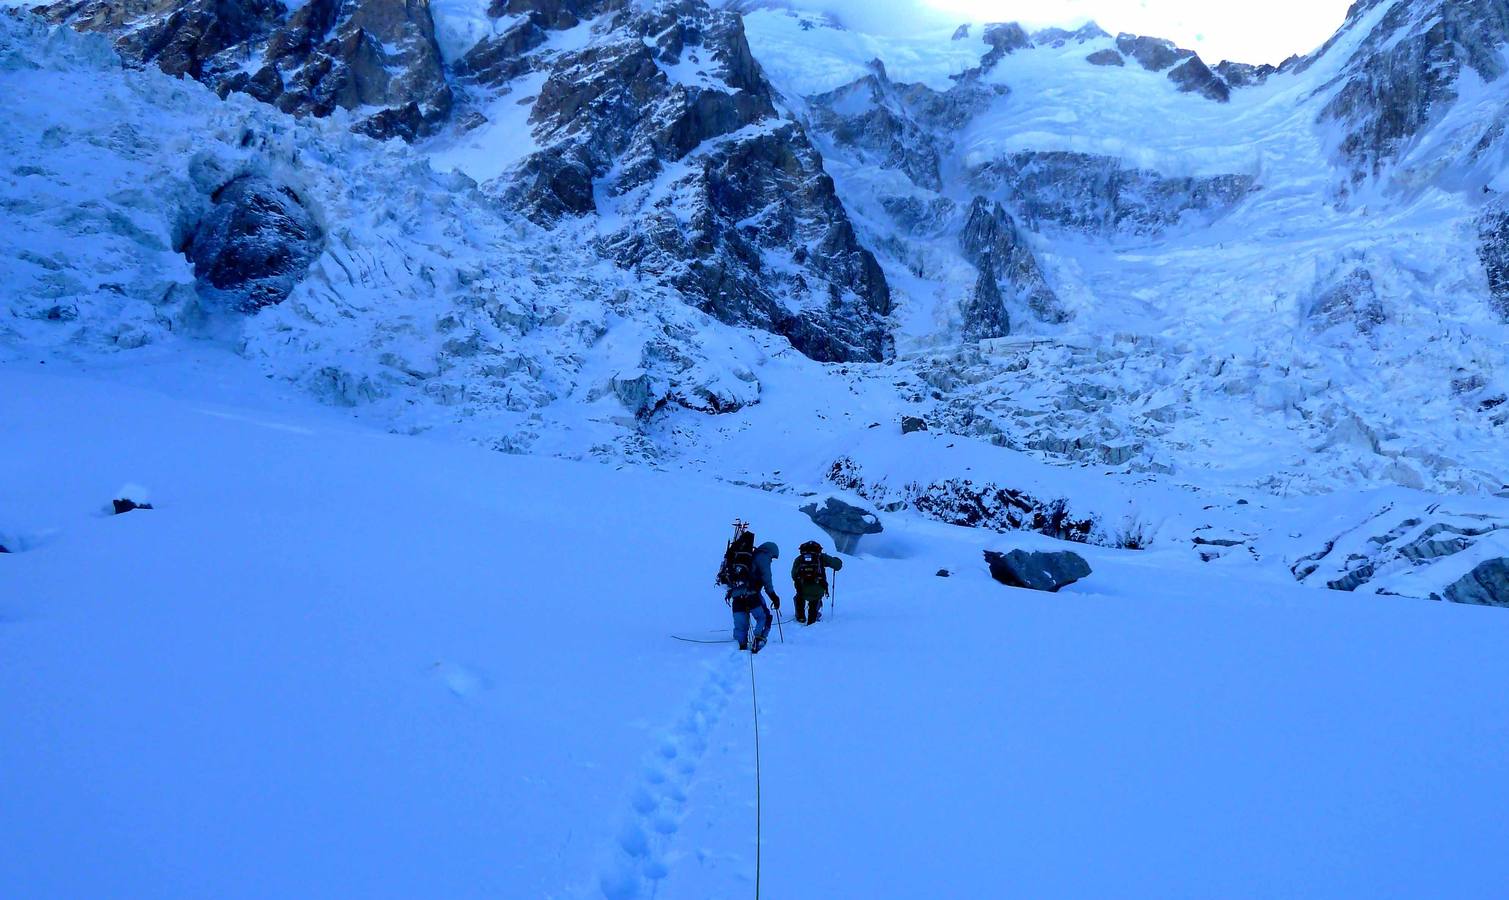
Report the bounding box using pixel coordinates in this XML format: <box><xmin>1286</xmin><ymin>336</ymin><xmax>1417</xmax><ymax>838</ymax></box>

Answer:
<box><xmin>0</xmin><ymin>12</ymin><xmax>767</xmax><ymax>459</ymax></box>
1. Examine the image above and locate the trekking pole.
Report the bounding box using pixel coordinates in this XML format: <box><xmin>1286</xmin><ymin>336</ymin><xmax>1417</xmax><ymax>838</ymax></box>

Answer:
<box><xmin>773</xmin><ymin>600</ymin><xmax>785</xmax><ymax>644</ymax></box>
<box><xmin>831</xmin><ymin>568</ymin><xmax>838</xmax><ymax>623</ymax></box>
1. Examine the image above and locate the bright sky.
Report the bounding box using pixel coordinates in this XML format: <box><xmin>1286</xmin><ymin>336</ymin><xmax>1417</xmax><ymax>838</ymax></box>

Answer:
<box><xmin>781</xmin><ymin>0</ymin><xmax>1358</xmax><ymax>65</ymax></box>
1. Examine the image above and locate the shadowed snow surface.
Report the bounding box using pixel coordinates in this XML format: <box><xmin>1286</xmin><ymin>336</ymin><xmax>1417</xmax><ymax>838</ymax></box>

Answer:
<box><xmin>3</xmin><ymin>367</ymin><xmax>1507</xmax><ymax>898</ymax></box>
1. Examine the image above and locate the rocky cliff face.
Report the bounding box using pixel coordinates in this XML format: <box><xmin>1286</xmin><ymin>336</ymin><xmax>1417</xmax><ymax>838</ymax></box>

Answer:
<box><xmin>969</xmin><ymin>151</ymin><xmax>1255</xmax><ymax>238</ymax></box>
<box><xmin>958</xmin><ymin>197</ymin><xmax>1063</xmax><ymax>327</ymax></box>
<box><xmin>808</xmin><ymin>61</ymin><xmax>944</xmax><ymax>192</ymax></box>
<box><xmin>475</xmin><ymin>0</ymin><xmax>893</xmax><ymax>362</ymax></box>
<box><xmin>1316</xmin><ymin>0</ymin><xmax>1509</xmax><ymax>181</ymax></box>
<box><xmin>19</xmin><ymin>0</ymin><xmax>1509</xmax><ymax>498</ymax></box>
<box><xmin>42</xmin><ymin>0</ymin><xmax>454</xmax><ymax>139</ymax></box>
<box><xmin>1478</xmin><ymin>200</ymin><xmax>1509</xmax><ymax>321</ymax></box>
<box><xmin>39</xmin><ymin>0</ymin><xmax>894</xmax><ymax>363</ymax></box>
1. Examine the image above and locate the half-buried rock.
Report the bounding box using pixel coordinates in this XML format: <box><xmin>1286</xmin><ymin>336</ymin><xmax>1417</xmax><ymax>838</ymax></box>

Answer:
<box><xmin>801</xmin><ymin>496</ymin><xmax>882</xmax><ymax>554</ymax></box>
<box><xmin>984</xmin><ymin>549</ymin><xmax>1091</xmax><ymax>592</ymax></box>
<box><xmin>185</xmin><ymin>176</ymin><xmax>323</xmax><ymax>313</ymax></box>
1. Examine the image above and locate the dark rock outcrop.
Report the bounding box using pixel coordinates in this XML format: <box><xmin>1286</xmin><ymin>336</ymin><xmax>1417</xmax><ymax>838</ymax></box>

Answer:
<box><xmin>800</xmin><ymin>496</ymin><xmax>882</xmax><ymax>553</ymax></box>
<box><xmin>1316</xmin><ymin>0</ymin><xmax>1509</xmax><ymax>179</ymax></box>
<box><xmin>959</xmin><ymin>197</ymin><xmax>1064</xmax><ymax>324</ymax></box>
<box><xmin>1443</xmin><ymin>558</ymin><xmax>1509</xmax><ymax>606</ymax></box>
<box><xmin>457</xmin><ymin>0</ymin><xmax>618</xmax><ymax>86</ymax></box>
<box><xmin>961</xmin><ymin>267</ymin><xmax>1009</xmax><ymax>341</ymax></box>
<box><xmin>184</xmin><ymin>176</ymin><xmax>324</xmax><ymax>312</ymax></box>
<box><xmin>1311</xmin><ymin>266</ymin><xmax>1386</xmax><ymax>334</ymax></box>
<box><xmin>112</xmin><ymin>498</ymin><xmax>154</xmax><ymax>514</ymax></box>
<box><xmin>827</xmin><ymin>456</ymin><xmax>1097</xmax><ymax>544</ymax></box>
<box><xmin>984</xmin><ymin>549</ymin><xmax>1091</xmax><ymax>592</ymax></box>
<box><xmin>41</xmin><ymin>0</ymin><xmax>284</xmax><ymax>78</ymax></box>
<box><xmin>901</xmin><ymin>415</ymin><xmax>928</xmax><ymax>434</ymax></box>
<box><xmin>498</xmin><ymin>1</ymin><xmax>893</xmax><ymax>363</ymax></box>
<box><xmin>45</xmin><ymin>0</ymin><xmax>453</xmax><ymax>140</ymax></box>
<box><xmin>1214</xmin><ymin>60</ymin><xmax>1278</xmax><ymax>88</ymax></box>
<box><xmin>1115</xmin><ymin>33</ymin><xmax>1193</xmax><ymax>72</ymax></box>
<box><xmin>970</xmin><ymin>151</ymin><xmax>1255</xmax><ymax>237</ymax></box>
<box><xmin>1168</xmin><ymin>56</ymin><xmax>1230</xmax><ymax>102</ymax></box>
<box><xmin>1293</xmin><ymin>504</ymin><xmax>1509</xmax><ymax>599</ymax></box>
<box><xmin>980</xmin><ymin>22</ymin><xmax>1030</xmax><ymax>69</ymax></box>
<box><xmin>599</xmin><ymin>122</ymin><xmax>894</xmax><ymax>363</ymax></box>
<box><xmin>1034</xmin><ymin>23</ymin><xmax>1109</xmax><ymax>47</ymax></box>
<box><xmin>1086</xmin><ymin>49</ymin><xmax>1124</xmax><ymax>67</ymax></box>
<box><xmin>810</xmin><ymin>61</ymin><xmax>943</xmax><ymax>191</ymax></box>
<box><xmin>1478</xmin><ymin>200</ymin><xmax>1509</xmax><ymax>320</ymax></box>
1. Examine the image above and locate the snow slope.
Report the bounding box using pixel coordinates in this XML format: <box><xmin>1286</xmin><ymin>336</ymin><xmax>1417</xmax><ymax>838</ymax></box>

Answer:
<box><xmin>4</xmin><ymin>365</ymin><xmax>1508</xmax><ymax>898</ymax></box>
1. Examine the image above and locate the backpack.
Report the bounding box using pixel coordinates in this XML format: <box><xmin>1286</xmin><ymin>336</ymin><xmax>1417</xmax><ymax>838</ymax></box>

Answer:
<box><xmin>719</xmin><ymin>532</ymin><xmax>758</xmax><ymax>592</ymax></box>
<box><xmin>795</xmin><ymin>544</ymin><xmax>826</xmax><ymax>589</ymax></box>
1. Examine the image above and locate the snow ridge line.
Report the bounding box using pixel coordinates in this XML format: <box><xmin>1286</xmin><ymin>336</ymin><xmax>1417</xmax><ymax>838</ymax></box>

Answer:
<box><xmin>596</xmin><ymin>653</ymin><xmax>744</xmax><ymax>899</ymax></box>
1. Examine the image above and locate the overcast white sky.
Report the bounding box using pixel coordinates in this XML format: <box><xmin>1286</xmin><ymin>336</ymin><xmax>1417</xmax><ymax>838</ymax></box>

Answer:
<box><xmin>776</xmin><ymin>0</ymin><xmax>1358</xmax><ymax>65</ymax></box>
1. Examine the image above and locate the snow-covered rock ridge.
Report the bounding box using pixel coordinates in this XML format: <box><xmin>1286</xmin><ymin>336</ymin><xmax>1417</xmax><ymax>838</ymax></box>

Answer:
<box><xmin>741</xmin><ymin>2</ymin><xmax>1509</xmax><ymax>494</ymax></box>
<box><xmin>6</xmin><ymin>0</ymin><xmax>1509</xmax><ymax>604</ymax></box>
<box><xmin>0</xmin><ymin>11</ymin><xmax>769</xmax><ymax>460</ymax></box>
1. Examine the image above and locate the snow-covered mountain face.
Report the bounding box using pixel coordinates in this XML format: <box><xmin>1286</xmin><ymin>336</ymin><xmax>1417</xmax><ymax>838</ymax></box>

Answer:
<box><xmin>6</xmin><ymin>0</ymin><xmax>1509</xmax><ymax>600</ymax></box>
<box><xmin>739</xmin><ymin>1</ymin><xmax>1509</xmax><ymax>495</ymax></box>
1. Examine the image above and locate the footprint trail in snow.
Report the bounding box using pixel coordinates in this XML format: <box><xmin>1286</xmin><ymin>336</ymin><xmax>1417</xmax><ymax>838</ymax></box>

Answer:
<box><xmin>597</xmin><ymin>651</ymin><xmax>745</xmax><ymax>899</ymax></box>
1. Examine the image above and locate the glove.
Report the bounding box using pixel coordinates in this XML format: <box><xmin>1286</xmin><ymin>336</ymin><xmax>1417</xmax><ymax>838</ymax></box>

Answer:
<box><xmin>771</xmin><ymin>597</ymin><xmax>781</xmax><ymax>610</ymax></box>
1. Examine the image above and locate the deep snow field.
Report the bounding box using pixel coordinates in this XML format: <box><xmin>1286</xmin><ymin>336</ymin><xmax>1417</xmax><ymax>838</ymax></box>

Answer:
<box><xmin>4</xmin><ymin>361</ymin><xmax>1508</xmax><ymax>898</ymax></box>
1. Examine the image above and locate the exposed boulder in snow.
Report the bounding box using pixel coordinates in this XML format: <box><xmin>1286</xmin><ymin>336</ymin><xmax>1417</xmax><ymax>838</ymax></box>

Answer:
<box><xmin>970</xmin><ymin>151</ymin><xmax>1255</xmax><ymax>238</ymax></box>
<box><xmin>984</xmin><ymin>549</ymin><xmax>1091</xmax><ymax>592</ymax></box>
<box><xmin>183</xmin><ymin>176</ymin><xmax>323</xmax><ymax>313</ymax></box>
<box><xmin>1115</xmin><ymin>33</ymin><xmax>1193</xmax><ymax>72</ymax></box>
<box><xmin>801</xmin><ymin>496</ymin><xmax>882</xmax><ymax>553</ymax></box>
<box><xmin>1086</xmin><ymin>49</ymin><xmax>1124</xmax><ymax>67</ymax></box>
<box><xmin>1443</xmin><ymin>558</ymin><xmax>1509</xmax><ymax>607</ymax></box>
<box><xmin>900</xmin><ymin>415</ymin><xmax>928</xmax><ymax>435</ymax></box>
<box><xmin>111</xmin><ymin>497</ymin><xmax>153</xmax><ymax>514</ymax></box>
<box><xmin>1167</xmin><ymin>56</ymin><xmax>1230</xmax><ymax>103</ymax></box>
<box><xmin>44</xmin><ymin>0</ymin><xmax>455</xmax><ymax>140</ymax></box>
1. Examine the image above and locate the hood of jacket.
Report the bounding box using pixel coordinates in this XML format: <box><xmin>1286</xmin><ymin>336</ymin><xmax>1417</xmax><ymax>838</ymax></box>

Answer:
<box><xmin>757</xmin><ymin>541</ymin><xmax>779</xmax><ymax>559</ymax></box>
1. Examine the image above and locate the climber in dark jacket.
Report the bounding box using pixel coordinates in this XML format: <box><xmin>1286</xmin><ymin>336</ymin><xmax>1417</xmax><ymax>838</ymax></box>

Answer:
<box><xmin>790</xmin><ymin>539</ymin><xmax>843</xmax><ymax>624</ymax></box>
<box><xmin>721</xmin><ymin>531</ymin><xmax>780</xmax><ymax>652</ymax></box>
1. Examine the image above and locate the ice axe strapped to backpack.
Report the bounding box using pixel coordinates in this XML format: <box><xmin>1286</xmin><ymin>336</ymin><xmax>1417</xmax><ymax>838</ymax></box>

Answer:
<box><xmin>716</xmin><ymin>520</ymin><xmax>752</xmax><ymax>589</ymax></box>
